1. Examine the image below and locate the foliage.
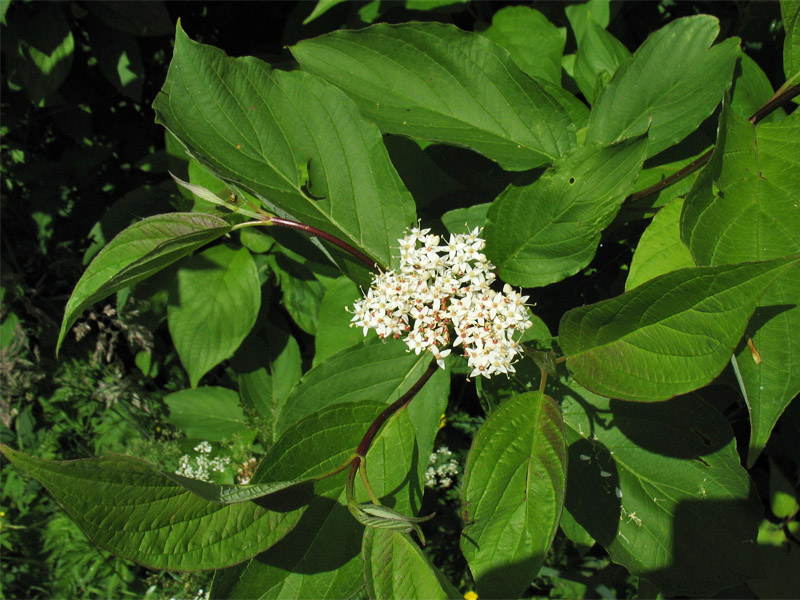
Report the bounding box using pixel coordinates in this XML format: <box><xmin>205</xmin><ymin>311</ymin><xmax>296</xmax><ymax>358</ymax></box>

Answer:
<box><xmin>2</xmin><ymin>1</ymin><xmax>799</xmax><ymax>599</ymax></box>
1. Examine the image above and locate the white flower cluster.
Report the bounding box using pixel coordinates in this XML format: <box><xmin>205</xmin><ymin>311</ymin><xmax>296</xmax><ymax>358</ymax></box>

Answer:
<box><xmin>350</xmin><ymin>226</ymin><xmax>532</xmax><ymax>378</ymax></box>
<box><xmin>175</xmin><ymin>441</ymin><xmax>231</xmax><ymax>482</ymax></box>
<box><xmin>424</xmin><ymin>446</ymin><xmax>459</xmax><ymax>489</ymax></box>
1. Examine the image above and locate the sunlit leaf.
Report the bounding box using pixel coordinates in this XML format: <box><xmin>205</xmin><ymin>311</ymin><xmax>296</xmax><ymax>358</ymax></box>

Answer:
<box><xmin>58</xmin><ymin>212</ymin><xmax>231</xmax><ymax>353</ymax></box>
<box><xmin>485</xmin><ymin>135</ymin><xmax>647</xmax><ymax>287</ymax></box>
<box><xmin>682</xmin><ymin>105</ymin><xmax>800</xmax><ymax>464</ymax></box>
<box><xmin>292</xmin><ymin>22</ymin><xmax>575</xmax><ymax>170</ymax></box>
<box><xmin>461</xmin><ymin>392</ymin><xmax>566</xmax><ymax>599</ymax></box>
<box><xmin>586</xmin><ymin>15</ymin><xmax>740</xmax><ymax>158</ymax></box>
<box><xmin>560</xmin><ymin>257</ymin><xmax>798</xmax><ymax>401</ymax></box>
<box><xmin>168</xmin><ymin>244</ymin><xmax>260</xmax><ymax>387</ymax></box>
<box><xmin>154</xmin><ymin>23</ymin><xmax>415</xmax><ymax>270</ymax></box>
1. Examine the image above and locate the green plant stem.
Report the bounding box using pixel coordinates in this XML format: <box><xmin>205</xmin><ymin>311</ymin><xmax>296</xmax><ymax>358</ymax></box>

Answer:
<box><xmin>626</xmin><ymin>82</ymin><xmax>800</xmax><ymax>203</ymax></box>
<box><xmin>346</xmin><ymin>359</ymin><xmax>439</xmax><ymax>501</ymax></box>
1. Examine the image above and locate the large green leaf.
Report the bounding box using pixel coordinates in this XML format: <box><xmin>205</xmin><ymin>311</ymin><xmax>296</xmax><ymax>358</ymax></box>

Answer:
<box><xmin>485</xmin><ymin>135</ymin><xmax>647</xmax><ymax>287</ymax></box>
<box><xmin>210</xmin><ymin>399</ymin><xmax>432</xmax><ymax>599</ymax></box>
<box><xmin>0</xmin><ymin>445</ymin><xmax>305</xmax><ymax>571</ymax></box>
<box><xmin>482</xmin><ymin>6</ymin><xmax>566</xmax><ymax>85</ymax></box>
<box><xmin>682</xmin><ymin>106</ymin><xmax>800</xmax><ymax>465</ymax></box>
<box><xmin>625</xmin><ymin>197</ymin><xmax>695</xmax><ymax>291</ymax></box>
<box><xmin>275</xmin><ymin>338</ymin><xmax>442</xmax><ymax>435</ymax></box>
<box><xmin>573</xmin><ymin>18</ymin><xmax>631</xmax><ymax>105</ymax></box>
<box><xmin>559</xmin><ymin>257</ymin><xmax>798</xmax><ymax>401</ymax></box>
<box><xmin>58</xmin><ymin>212</ymin><xmax>231</xmax><ymax>353</ymax></box>
<box><xmin>164</xmin><ymin>386</ymin><xmax>250</xmax><ymax>441</ymax></box>
<box><xmin>586</xmin><ymin>15</ymin><xmax>740</xmax><ymax>158</ymax></box>
<box><xmin>461</xmin><ymin>392</ymin><xmax>566</xmax><ymax>599</ymax></box>
<box><xmin>291</xmin><ymin>22</ymin><xmax>575</xmax><ymax>170</ymax></box>
<box><xmin>363</xmin><ymin>529</ymin><xmax>460</xmax><ymax>600</ymax></box>
<box><xmin>554</xmin><ymin>379</ymin><xmax>762</xmax><ymax>596</ymax></box>
<box><xmin>168</xmin><ymin>244</ymin><xmax>260</xmax><ymax>387</ymax></box>
<box><xmin>153</xmin><ymin>23</ymin><xmax>415</xmax><ymax>269</ymax></box>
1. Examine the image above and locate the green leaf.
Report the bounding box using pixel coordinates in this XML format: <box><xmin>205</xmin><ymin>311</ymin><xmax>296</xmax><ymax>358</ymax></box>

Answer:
<box><xmin>555</xmin><ymin>379</ymin><xmax>762</xmax><ymax>597</ymax></box>
<box><xmin>573</xmin><ymin>19</ymin><xmax>630</xmax><ymax>104</ymax></box>
<box><xmin>266</xmin><ymin>246</ymin><xmax>337</xmax><ymax>335</ymax></box>
<box><xmin>730</xmin><ymin>52</ymin><xmax>782</xmax><ymax>122</ymax></box>
<box><xmin>291</xmin><ymin>22</ymin><xmax>575</xmax><ymax>171</ymax></box>
<box><xmin>768</xmin><ymin>458</ymin><xmax>799</xmax><ymax>519</ymax></box>
<box><xmin>0</xmin><ymin>445</ymin><xmax>305</xmax><ymax>571</ymax></box>
<box><xmin>8</xmin><ymin>4</ymin><xmax>75</xmax><ymax>104</ymax></box>
<box><xmin>482</xmin><ymin>6</ymin><xmax>566</xmax><ymax>85</ymax></box>
<box><xmin>302</xmin><ymin>0</ymin><xmax>349</xmax><ymax>24</ymax></box>
<box><xmin>565</xmin><ymin>0</ymin><xmax>610</xmax><ymax>44</ymax></box>
<box><xmin>441</xmin><ymin>203</ymin><xmax>490</xmax><ymax>235</ymax></box>
<box><xmin>154</xmin><ymin>23</ymin><xmax>415</xmax><ymax>269</ymax></box>
<box><xmin>164</xmin><ymin>386</ymin><xmax>250</xmax><ymax>441</ymax></box>
<box><xmin>682</xmin><ymin>106</ymin><xmax>800</xmax><ymax>464</ymax></box>
<box><xmin>625</xmin><ymin>197</ymin><xmax>695</xmax><ymax>291</ymax></box>
<box><xmin>559</xmin><ymin>257</ymin><xmax>798</xmax><ymax>401</ymax></box>
<box><xmin>58</xmin><ymin>212</ymin><xmax>231</xmax><ymax>353</ymax></box>
<box><xmin>234</xmin><ymin>323</ymin><xmax>302</xmax><ymax>444</ymax></box>
<box><xmin>87</xmin><ymin>22</ymin><xmax>144</xmax><ymax>102</ymax></box>
<box><xmin>211</xmin><ymin>399</ymin><xmax>432</xmax><ymax>599</ymax></box>
<box><xmin>485</xmin><ymin>135</ymin><xmax>647</xmax><ymax>287</ymax></box>
<box><xmin>314</xmin><ymin>276</ymin><xmax>364</xmax><ymax>366</ymax></box>
<box><xmin>168</xmin><ymin>244</ymin><xmax>260</xmax><ymax>387</ymax></box>
<box><xmin>782</xmin><ymin>0</ymin><xmax>800</xmax><ymax>81</ymax></box>
<box><xmin>363</xmin><ymin>529</ymin><xmax>461</xmax><ymax>600</ymax></box>
<box><xmin>163</xmin><ymin>473</ymin><xmax>314</xmax><ymax>505</ymax></box>
<box><xmin>586</xmin><ymin>15</ymin><xmax>740</xmax><ymax>158</ymax></box>
<box><xmin>276</xmin><ymin>339</ymin><xmax>439</xmax><ymax>435</ymax></box>
<box><xmin>461</xmin><ymin>393</ymin><xmax>567</xmax><ymax>599</ymax></box>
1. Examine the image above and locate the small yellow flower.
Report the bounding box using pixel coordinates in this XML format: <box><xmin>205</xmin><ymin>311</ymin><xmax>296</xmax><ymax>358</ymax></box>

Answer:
<box><xmin>464</xmin><ymin>592</ymin><xmax>479</xmax><ymax>600</ymax></box>
<box><xmin>438</xmin><ymin>413</ymin><xmax>447</xmax><ymax>429</ymax></box>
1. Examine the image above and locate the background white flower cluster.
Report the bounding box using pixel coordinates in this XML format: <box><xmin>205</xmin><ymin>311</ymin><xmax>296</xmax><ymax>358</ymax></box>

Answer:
<box><xmin>424</xmin><ymin>445</ymin><xmax>460</xmax><ymax>489</ymax></box>
<box><xmin>350</xmin><ymin>226</ymin><xmax>532</xmax><ymax>378</ymax></box>
<box><xmin>175</xmin><ymin>441</ymin><xmax>230</xmax><ymax>482</ymax></box>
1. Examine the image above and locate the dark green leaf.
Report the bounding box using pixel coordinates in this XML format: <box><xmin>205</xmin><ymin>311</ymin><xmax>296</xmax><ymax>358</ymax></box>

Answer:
<box><xmin>168</xmin><ymin>245</ymin><xmax>260</xmax><ymax>387</ymax></box>
<box><xmin>0</xmin><ymin>445</ymin><xmax>305</xmax><ymax>571</ymax></box>
<box><xmin>461</xmin><ymin>393</ymin><xmax>567</xmax><ymax>599</ymax></box>
<box><xmin>485</xmin><ymin>135</ymin><xmax>647</xmax><ymax>287</ymax></box>
<box><xmin>560</xmin><ymin>257</ymin><xmax>798</xmax><ymax>401</ymax></box>
<box><xmin>555</xmin><ymin>380</ymin><xmax>762</xmax><ymax>596</ymax></box>
<box><xmin>292</xmin><ymin>22</ymin><xmax>575</xmax><ymax>170</ymax></box>
<box><xmin>58</xmin><ymin>212</ymin><xmax>231</xmax><ymax>353</ymax></box>
<box><xmin>586</xmin><ymin>15</ymin><xmax>740</xmax><ymax>158</ymax></box>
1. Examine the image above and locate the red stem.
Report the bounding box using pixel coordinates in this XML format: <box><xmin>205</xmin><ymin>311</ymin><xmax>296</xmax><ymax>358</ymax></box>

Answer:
<box><xmin>269</xmin><ymin>217</ymin><xmax>381</xmax><ymax>272</ymax></box>
<box><xmin>347</xmin><ymin>360</ymin><xmax>439</xmax><ymax>489</ymax></box>
<box><xmin>625</xmin><ymin>83</ymin><xmax>800</xmax><ymax>204</ymax></box>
